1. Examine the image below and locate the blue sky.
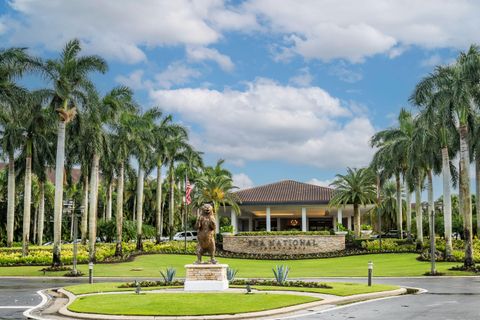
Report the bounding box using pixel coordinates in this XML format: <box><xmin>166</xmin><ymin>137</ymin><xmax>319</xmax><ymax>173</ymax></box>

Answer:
<box><xmin>0</xmin><ymin>0</ymin><xmax>478</xmax><ymax>192</ymax></box>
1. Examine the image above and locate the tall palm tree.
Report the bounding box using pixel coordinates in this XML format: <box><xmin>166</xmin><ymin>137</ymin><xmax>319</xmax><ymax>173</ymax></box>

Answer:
<box><xmin>0</xmin><ymin>47</ymin><xmax>39</xmax><ymax>247</ymax></box>
<box><xmin>43</xmin><ymin>39</ymin><xmax>107</xmax><ymax>266</ymax></box>
<box><xmin>164</xmin><ymin>128</ymin><xmax>192</xmax><ymax>240</ymax></box>
<box><xmin>329</xmin><ymin>167</ymin><xmax>377</xmax><ymax>237</ymax></box>
<box><xmin>371</xmin><ymin>109</ymin><xmax>416</xmax><ymax>238</ymax></box>
<box><xmin>131</xmin><ymin>109</ymin><xmax>161</xmax><ymax>250</ymax></box>
<box><xmin>411</xmin><ymin>66</ymin><xmax>460</xmax><ymax>258</ymax></box>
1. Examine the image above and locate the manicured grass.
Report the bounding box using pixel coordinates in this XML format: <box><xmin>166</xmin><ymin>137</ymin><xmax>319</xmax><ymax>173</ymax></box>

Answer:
<box><xmin>0</xmin><ymin>253</ymin><xmax>474</xmax><ymax>277</ymax></box>
<box><xmin>68</xmin><ymin>293</ymin><xmax>320</xmax><ymax>316</ymax></box>
<box><xmin>242</xmin><ymin>283</ymin><xmax>399</xmax><ymax>296</ymax></box>
<box><xmin>64</xmin><ymin>282</ymin><xmax>180</xmax><ymax>295</ymax></box>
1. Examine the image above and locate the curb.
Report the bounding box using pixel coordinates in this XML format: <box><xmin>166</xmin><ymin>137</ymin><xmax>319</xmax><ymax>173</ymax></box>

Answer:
<box><xmin>56</xmin><ymin>287</ymin><xmax>407</xmax><ymax>320</ymax></box>
<box><xmin>23</xmin><ymin>289</ymin><xmax>49</xmax><ymax>320</ymax></box>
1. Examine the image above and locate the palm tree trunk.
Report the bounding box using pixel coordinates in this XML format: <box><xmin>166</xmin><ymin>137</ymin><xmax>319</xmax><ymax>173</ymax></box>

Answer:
<box><xmin>22</xmin><ymin>153</ymin><xmax>32</xmax><ymax>257</ymax></box>
<box><xmin>106</xmin><ymin>182</ymin><xmax>113</xmax><ymax>221</ymax></box>
<box><xmin>442</xmin><ymin>147</ymin><xmax>453</xmax><ymax>258</ymax></box>
<box><xmin>353</xmin><ymin>203</ymin><xmax>360</xmax><ymax>237</ymax></box>
<box><xmin>52</xmin><ymin>119</ymin><xmax>67</xmax><ymax>266</ymax></box>
<box><xmin>88</xmin><ymin>153</ymin><xmax>100</xmax><ymax>263</ymax></box>
<box><xmin>156</xmin><ymin>162</ymin><xmax>163</xmax><ymax>244</ymax></box>
<box><xmin>81</xmin><ymin>174</ymin><xmax>89</xmax><ymax>244</ymax></box>
<box><xmin>33</xmin><ymin>205</ymin><xmax>38</xmax><ymax>245</ymax></box>
<box><xmin>132</xmin><ymin>195</ymin><xmax>136</xmax><ymax>222</ymax></box>
<box><xmin>115</xmin><ymin>162</ymin><xmax>124</xmax><ymax>256</ymax></box>
<box><xmin>395</xmin><ymin>173</ymin><xmax>403</xmax><ymax>239</ymax></box>
<box><xmin>459</xmin><ymin>125</ymin><xmax>474</xmax><ymax>268</ymax></box>
<box><xmin>405</xmin><ymin>180</ymin><xmax>412</xmax><ymax>241</ymax></box>
<box><xmin>136</xmin><ymin>165</ymin><xmax>145</xmax><ymax>251</ymax></box>
<box><xmin>6</xmin><ymin>152</ymin><xmax>15</xmax><ymax>247</ymax></box>
<box><xmin>37</xmin><ymin>181</ymin><xmax>45</xmax><ymax>246</ymax></box>
<box><xmin>427</xmin><ymin>169</ymin><xmax>436</xmax><ymax>267</ymax></box>
<box><xmin>476</xmin><ymin>155</ymin><xmax>480</xmax><ymax>239</ymax></box>
<box><xmin>415</xmin><ymin>174</ymin><xmax>423</xmax><ymax>249</ymax></box>
<box><xmin>169</xmin><ymin>162</ymin><xmax>175</xmax><ymax>240</ymax></box>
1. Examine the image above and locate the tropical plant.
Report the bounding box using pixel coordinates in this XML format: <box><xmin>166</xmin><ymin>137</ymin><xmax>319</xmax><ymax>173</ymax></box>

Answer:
<box><xmin>160</xmin><ymin>267</ymin><xmax>176</xmax><ymax>285</ymax></box>
<box><xmin>272</xmin><ymin>265</ymin><xmax>290</xmax><ymax>285</ymax></box>
<box><xmin>226</xmin><ymin>267</ymin><xmax>238</xmax><ymax>282</ymax></box>
<box><xmin>329</xmin><ymin>167</ymin><xmax>377</xmax><ymax>237</ymax></box>
<box><xmin>42</xmin><ymin>39</ymin><xmax>107</xmax><ymax>266</ymax></box>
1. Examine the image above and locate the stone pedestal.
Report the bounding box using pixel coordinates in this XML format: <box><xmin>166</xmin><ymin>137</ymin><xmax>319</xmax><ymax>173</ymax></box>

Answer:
<box><xmin>184</xmin><ymin>264</ymin><xmax>229</xmax><ymax>291</ymax></box>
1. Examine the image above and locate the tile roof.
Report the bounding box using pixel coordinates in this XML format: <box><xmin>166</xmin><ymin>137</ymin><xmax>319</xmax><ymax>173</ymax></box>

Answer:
<box><xmin>234</xmin><ymin>180</ymin><xmax>334</xmax><ymax>205</ymax></box>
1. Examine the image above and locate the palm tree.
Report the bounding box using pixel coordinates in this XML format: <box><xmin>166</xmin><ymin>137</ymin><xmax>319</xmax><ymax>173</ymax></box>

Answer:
<box><xmin>371</xmin><ymin>109</ymin><xmax>416</xmax><ymax>238</ymax></box>
<box><xmin>0</xmin><ymin>47</ymin><xmax>39</xmax><ymax>247</ymax></box>
<box><xmin>16</xmin><ymin>92</ymin><xmax>53</xmax><ymax>255</ymax></box>
<box><xmin>195</xmin><ymin>160</ymin><xmax>240</xmax><ymax>231</ymax></box>
<box><xmin>43</xmin><ymin>39</ymin><xmax>107</xmax><ymax>266</ymax></box>
<box><xmin>164</xmin><ymin>128</ymin><xmax>192</xmax><ymax>239</ymax></box>
<box><xmin>130</xmin><ymin>109</ymin><xmax>161</xmax><ymax>250</ymax></box>
<box><xmin>411</xmin><ymin>66</ymin><xmax>460</xmax><ymax>258</ymax></box>
<box><xmin>329</xmin><ymin>167</ymin><xmax>377</xmax><ymax>237</ymax></box>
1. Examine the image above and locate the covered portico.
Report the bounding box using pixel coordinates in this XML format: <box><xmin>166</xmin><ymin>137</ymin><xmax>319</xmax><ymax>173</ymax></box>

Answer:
<box><xmin>219</xmin><ymin>180</ymin><xmax>366</xmax><ymax>233</ymax></box>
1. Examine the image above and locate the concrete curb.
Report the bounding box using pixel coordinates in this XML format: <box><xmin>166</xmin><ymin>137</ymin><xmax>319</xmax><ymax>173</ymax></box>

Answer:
<box><xmin>54</xmin><ymin>287</ymin><xmax>407</xmax><ymax>320</ymax></box>
<box><xmin>23</xmin><ymin>289</ymin><xmax>49</xmax><ymax>320</ymax></box>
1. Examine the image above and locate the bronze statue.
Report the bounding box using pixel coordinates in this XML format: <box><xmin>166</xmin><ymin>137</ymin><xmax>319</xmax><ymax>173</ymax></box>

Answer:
<box><xmin>195</xmin><ymin>204</ymin><xmax>217</xmax><ymax>264</ymax></box>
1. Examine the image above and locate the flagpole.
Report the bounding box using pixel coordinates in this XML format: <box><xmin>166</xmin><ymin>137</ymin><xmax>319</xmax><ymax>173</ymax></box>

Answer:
<box><xmin>184</xmin><ymin>174</ymin><xmax>187</xmax><ymax>253</ymax></box>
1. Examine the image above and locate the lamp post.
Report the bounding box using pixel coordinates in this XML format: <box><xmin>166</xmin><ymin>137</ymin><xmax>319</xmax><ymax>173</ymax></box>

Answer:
<box><xmin>89</xmin><ymin>262</ymin><xmax>94</xmax><ymax>284</ymax></box>
<box><xmin>368</xmin><ymin>261</ymin><xmax>373</xmax><ymax>286</ymax></box>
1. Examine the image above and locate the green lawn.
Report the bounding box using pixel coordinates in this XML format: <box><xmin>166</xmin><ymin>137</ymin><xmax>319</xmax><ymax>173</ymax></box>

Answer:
<box><xmin>0</xmin><ymin>253</ymin><xmax>473</xmax><ymax>277</ymax></box>
<box><xmin>240</xmin><ymin>283</ymin><xmax>399</xmax><ymax>296</ymax></box>
<box><xmin>68</xmin><ymin>292</ymin><xmax>320</xmax><ymax>316</ymax></box>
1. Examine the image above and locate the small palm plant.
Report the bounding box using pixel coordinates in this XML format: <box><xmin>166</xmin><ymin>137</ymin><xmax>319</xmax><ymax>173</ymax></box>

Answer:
<box><xmin>227</xmin><ymin>267</ymin><xmax>238</xmax><ymax>282</ymax></box>
<box><xmin>160</xmin><ymin>267</ymin><xmax>176</xmax><ymax>285</ymax></box>
<box><xmin>272</xmin><ymin>265</ymin><xmax>290</xmax><ymax>285</ymax></box>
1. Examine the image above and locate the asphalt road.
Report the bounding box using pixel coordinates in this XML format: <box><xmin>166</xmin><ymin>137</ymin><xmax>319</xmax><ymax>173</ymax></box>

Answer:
<box><xmin>283</xmin><ymin>277</ymin><xmax>480</xmax><ymax>320</ymax></box>
<box><xmin>0</xmin><ymin>277</ymin><xmax>479</xmax><ymax>320</ymax></box>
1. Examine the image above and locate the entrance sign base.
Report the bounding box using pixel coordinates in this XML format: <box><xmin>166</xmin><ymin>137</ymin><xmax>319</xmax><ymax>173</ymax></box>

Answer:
<box><xmin>184</xmin><ymin>264</ymin><xmax>229</xmax><ymax>291</ymax></box>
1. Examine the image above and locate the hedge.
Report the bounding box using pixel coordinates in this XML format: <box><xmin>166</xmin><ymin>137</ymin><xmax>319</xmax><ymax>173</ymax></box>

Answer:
<box><xmin>235</xmin><ymin>231</ymin><xmax>331</xmax><ymax>236</ymax></box>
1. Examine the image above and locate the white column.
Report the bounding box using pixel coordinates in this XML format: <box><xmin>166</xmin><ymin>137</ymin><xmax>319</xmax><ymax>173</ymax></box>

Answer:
<box><xmin>347</xmin><ymin>216</ymin><xmax>352</xmax><ymax>230</ymax></box>
<box><xmin>333</xmin><ymin>216</ymin><xmax>337</xmax><ymax>231</ymax></box>
<box><xmin>277</xmin><ymin>217</ymin><xmax>281</xmax><ymax>231</ymax></box>
<box><xmin>337</xmin><ymin>208</ymin><xmax>343</xmax><ymax>230</ymax></box>
<box><xmin>266</xmin><ymin>207</ymin><xmax>271</xmax><ymax>232</ymax></box>
<box><xmin>248</xmin><ymin>215</ymin><xmax>253</xmax><ymax>231</ymax></box>
<box><xmin>301</xmin><ymin>207</ymin><xmax>307</xmax><ymax>232</ymax></box>
<box><xmin>230</xmin><ymin>208</ymin><xmax>237</xmax><ymax>234</ymax></box>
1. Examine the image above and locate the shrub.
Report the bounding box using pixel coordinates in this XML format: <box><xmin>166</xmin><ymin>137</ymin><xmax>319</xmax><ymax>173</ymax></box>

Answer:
<box><xmin>337</xmin><ymin>224</ymin><xmax>348</xmax><ymax>232</ymax></box>
<box><xmin>231</xmin><ymin>279</ymin><xmax>332</xmax><ymax>289</ymax></box>
<box><xmin>220</xmin><ymin>225</ymin><xmax>234</xmax><ymax>233</ymax></box>
<box><xmin>236</xmin><ymin>231</ymin><xmax>331</xmax><ymax>236</ymax></box>
<box><xmin>160</xmin><ymin>267</ymin><xmax>176</xmax><ymax>285</ymax></box>
<box><xmin>361</xmin><ymin>224</ymin><xmax>372</xmax><ymax>231</ymax></box>
<box><xmin>227</xmin><ymin>267</ymin><xmax>238</xmax><ymax>282</ymax></box>
<box><xmin>272</xmin><ymin>265</ymin><xmax>290</xmax><ymax>285</ymax></box>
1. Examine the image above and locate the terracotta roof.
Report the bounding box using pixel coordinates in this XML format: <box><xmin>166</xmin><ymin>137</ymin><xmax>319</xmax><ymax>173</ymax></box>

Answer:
<box><xmin>234</xmin><ymin>180</ymin><xmax>334</xmax><ymax>205</ymax></box>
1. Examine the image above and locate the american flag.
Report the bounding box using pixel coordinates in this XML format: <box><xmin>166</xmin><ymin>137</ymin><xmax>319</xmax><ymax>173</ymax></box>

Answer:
<box><xmin>185</xmin><ymin>177</ymin><xmax>193</xmax><ymax>205</ymax></box>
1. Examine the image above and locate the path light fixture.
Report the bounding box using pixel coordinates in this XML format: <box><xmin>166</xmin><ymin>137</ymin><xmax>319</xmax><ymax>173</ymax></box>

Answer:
<box><xmin>368</xmin><ymin>261</ymin><xmax>373</xmax><ymax>286</ymax></box>
<box><xmin>88</xmin><ymin>262</ymin><xmax>94</xmax><ymax>284</ymax></box>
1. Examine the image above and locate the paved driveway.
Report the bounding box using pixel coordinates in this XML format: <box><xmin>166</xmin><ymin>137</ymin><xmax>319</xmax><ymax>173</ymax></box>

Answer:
<box><xmin>1</xmin><ymin>277</ymin><xmax>479</xmax><ymax>320</ymax></box>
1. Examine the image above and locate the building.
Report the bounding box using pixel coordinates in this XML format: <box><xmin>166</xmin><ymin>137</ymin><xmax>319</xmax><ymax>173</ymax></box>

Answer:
<box><xmin>218</xmin><ymin>180</ymin><xmax>371</xmax><ymax>233</ymax></box>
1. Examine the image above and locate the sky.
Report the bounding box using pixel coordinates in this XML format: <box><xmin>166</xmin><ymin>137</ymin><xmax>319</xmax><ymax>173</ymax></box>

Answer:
<box><xmin>0</xmin><ymin>0</ymin><xmax>479</xmax><ymax>192</ymax></box>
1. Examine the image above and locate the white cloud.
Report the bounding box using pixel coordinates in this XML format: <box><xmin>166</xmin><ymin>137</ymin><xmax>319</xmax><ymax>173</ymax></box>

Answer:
<box><xmin>245</xmin><ymin>0</ymin><xmax>480</xmax><ymax>62</ymax></box>
<box><xmin>115</xmin><ymin>70</ymin><xmax>145</xmax><ymax>90</ymax></box>
<box><xmin>150</xmin><ymin>78</ymin><xmax>375</xmax><ymax>169</ymax></box>
<box><xmin>420</xmin><ymin>54</ymin><xmax>455</xmax><ymax>68</ymax></box>
<box><xmin>233</xmin><ymin>173</ymin><xmax>254</xmax><ymax>190</ymax></box>
<box><xmin>187</xmin><ymin>46</ymin><xmax>234</xmax><ymax>71</ymax></box>
<box><xmin>289</xmin><ymin>68</ymin><xmax>313</xmax><ymax>87</ymax></box>
<box><xmin>3</xmin><ymin>0</ymin><xmax>256</xmax><ymax>63</ymax></box>
<box><xmin>152</xmin><ymin>62</ymin><xmax>201</xmax><ymax>89</ymax></box>
<box><xmin>307</xmin><ymin>178</ymin><xmax>333</xmax><ymax>187</ymax></box>
<box><xmin>329</xmin><ymin>62</ymin><xmax>363</xmax><ymax>83</ymax></box>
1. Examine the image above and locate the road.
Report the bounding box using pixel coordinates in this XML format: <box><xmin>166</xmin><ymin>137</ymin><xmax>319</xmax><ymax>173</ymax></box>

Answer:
<box><xmin>0</xmin><ymin>277</ymin><xmax>479</xmax><ymax>319</ymax></box>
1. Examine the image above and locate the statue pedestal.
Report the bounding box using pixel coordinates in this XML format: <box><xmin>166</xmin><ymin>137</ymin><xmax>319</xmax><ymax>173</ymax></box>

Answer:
<box><xmin>184</xmin><ymin>264</ymin><xmax>229</xmax><ymax>291</ymax></box>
